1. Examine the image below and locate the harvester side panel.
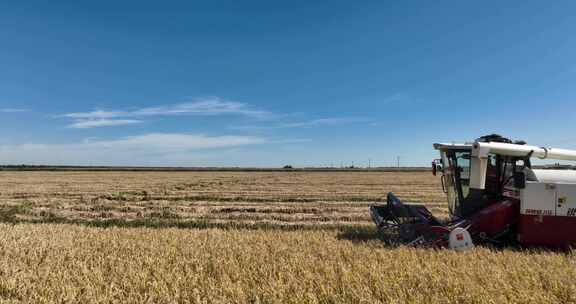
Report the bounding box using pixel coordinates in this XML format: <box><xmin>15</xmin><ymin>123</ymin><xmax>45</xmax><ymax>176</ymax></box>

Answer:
<box><xmin>469</xmin><ymin>199</ymin><xmax>519</xmax><ymax>237</ymax></box>
<box><xmin>520</xmin><ymin>182</ymin><xmax>556</xmax><ymax>217</ymax></box>
<box><xmin>555</xmin><ymin>184</ymin><xmax>576</xmax><ymax>217</ymax></box>
<box><xmin>519</xmin><ymin>181</ymin><xmax>576</xmax><ymax>248</ymax></box>
<box><xmin>518</xmin><ymin>215</ymin><xmax>576</xmax><ymax>248</ymax></box>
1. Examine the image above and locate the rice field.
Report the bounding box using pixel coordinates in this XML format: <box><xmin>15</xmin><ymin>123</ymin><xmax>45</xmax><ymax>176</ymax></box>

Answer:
<box><xmin>0</xmin><ymin>171</ymin><xmax>574</xmax><ymax>303</ymax></box>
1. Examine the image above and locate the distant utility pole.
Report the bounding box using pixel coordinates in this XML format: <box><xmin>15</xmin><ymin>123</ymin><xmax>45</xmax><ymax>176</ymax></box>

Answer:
<box><xmin>368</xmin><ymin>158</ymin><xmax>372</xmax><ymax>169</ymax></box>
<box><xmin>397</xmin><ymin>156</ymin><xmax>400</xmax><ymax>168</ymax></box>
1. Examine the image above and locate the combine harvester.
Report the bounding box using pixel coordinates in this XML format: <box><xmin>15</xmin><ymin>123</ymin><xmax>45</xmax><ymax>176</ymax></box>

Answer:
<box><xmin>371</xmin><ymin>135</ymin><xmax>576</xmax><ymax>250</ymax></box>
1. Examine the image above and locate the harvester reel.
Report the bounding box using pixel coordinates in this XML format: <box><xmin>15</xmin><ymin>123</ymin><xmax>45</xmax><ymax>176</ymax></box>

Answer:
<box><xmin>375</xmin><ymin>219</ymin><xmax>402</xmax><ymax>244</ymax></box>
<box><xmin>371</xmin><ymin>193</ymin><xmax>446</xmax><ymax>247</ymax></box>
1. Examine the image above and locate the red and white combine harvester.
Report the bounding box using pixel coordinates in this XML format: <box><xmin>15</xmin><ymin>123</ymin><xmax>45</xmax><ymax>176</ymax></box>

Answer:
<box><xmin>370</xmin><ymin>135</ymin><xmax>576</xmax><ymax>250</ymax></box>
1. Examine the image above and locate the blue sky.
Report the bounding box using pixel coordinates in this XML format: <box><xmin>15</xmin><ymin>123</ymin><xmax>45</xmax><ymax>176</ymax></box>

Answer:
<box><xmin>1</xmin><ymin>1</ymin><xmax>575</xmax><ymax>167</ymax></box>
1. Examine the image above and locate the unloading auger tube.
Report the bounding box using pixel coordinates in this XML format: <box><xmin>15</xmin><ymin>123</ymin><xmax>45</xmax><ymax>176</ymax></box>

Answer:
<box><xmin>468</xmin><ymin>142</ymin><xmax>576</xmax><ymax>192</ymax></box>
<box><xmin>370</xmin><ymin>135</ymin><xmax>576</xmax><ymax>250</ymax></box>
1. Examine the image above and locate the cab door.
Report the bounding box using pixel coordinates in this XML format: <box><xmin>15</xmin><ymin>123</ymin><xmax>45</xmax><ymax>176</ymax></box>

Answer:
<box><xmin>440</xmin><ymin>151</ymin><xmax>458</xmax><ymax>216</ymax></box>
<box><xmin>440</xmin><ymin>149</ymin><xmax>471</xmax><ymax>218</ymax></box>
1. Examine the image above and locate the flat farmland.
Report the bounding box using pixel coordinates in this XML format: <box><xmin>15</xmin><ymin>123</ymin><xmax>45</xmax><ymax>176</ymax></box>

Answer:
<box><xmin>0</xmin><ymin>171</ymin><xmax>447</xmax><ymax>228</ymax></box>
<box><xmin>0</xmin><ymin>171</ymin><xmax>574</xmax><ymax>304</ymax></box>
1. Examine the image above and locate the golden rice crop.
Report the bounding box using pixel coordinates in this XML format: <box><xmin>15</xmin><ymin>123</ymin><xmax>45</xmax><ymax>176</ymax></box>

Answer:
<box><xmin>0</xmin><ymin>224</ymin><xmax>574</xmax><ymax>304</ymax></box>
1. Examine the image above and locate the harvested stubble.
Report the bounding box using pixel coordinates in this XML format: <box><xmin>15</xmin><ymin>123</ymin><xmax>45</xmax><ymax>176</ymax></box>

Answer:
<box><xmin>0</xmin><ymin>171</ymin><xmax>446</xmax><ymax>227</ymax></box>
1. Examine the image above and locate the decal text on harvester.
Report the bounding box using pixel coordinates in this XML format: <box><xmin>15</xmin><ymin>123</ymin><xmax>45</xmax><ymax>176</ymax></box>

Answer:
<box><xmin>525</xmin><ymin>209</ymin><xmax>553</xmax><ymax>216</ymax></box>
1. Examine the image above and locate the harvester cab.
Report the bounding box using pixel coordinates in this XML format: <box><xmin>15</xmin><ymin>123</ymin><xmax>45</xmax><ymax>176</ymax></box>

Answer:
<box><xmin>433</xmin><ymin>135</ymin><xmax>524</xmax><ymax>220</ymax></box>
<box><xmin>371</xmin><ymin>134</ymin><xmax>576</xmax><ymax>249</ymax></box>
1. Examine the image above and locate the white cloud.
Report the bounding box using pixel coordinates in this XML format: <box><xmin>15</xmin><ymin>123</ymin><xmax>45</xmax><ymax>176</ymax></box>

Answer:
<box><xmin>63</xmin><ymin>110</ymin><xmax>126</xmax><ymax>119</ymax></box>
<box><xmin>0</xmin><ymin>108</ymin><xmax>29</xmax><ymax>113</ymax></box>
<box><xmin>0</xmin><ymin>133</ymin><xmax>266</xmax><ymax>166</ymax></box>
<box><xmin>133</xmin><ymin>99</ymin><xmax>270</xmax><ymax>118</ymax></box>
<box><xmin>232</xmin><ymin>117</ymin><xmax>370</xmax><ymax>130</ymax></box>
<box><xmin>61</xmin><ymin>97</ymin><xmax>271</xmax><ymax>129</ymax></box>
<box><xmin>380</xmin><ymin>93</ymin><xmax>414</xmax><ymax>105</ymax></box>
<box><xmin>278</xmin><ymin>118</ymin><xmax>367</xmax><ymax>128</ymax></box>
<box><xmin>68</xmin><ymin>119</ymin><xmax>143</xmax><ymax>129</ymax></box>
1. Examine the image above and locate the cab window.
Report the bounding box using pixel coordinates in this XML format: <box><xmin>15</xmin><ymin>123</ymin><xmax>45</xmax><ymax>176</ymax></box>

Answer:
<box><xmin>454</xmin><ymin>151</ymin><xmax>471</xmax><ymax>199</ymax></box>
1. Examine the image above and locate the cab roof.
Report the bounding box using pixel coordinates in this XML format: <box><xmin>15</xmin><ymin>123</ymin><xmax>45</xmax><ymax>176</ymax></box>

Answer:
<box><xmin>433</xmin><ymin>143</ymin><xmax>473</xmax><ymax>150</ymax></box>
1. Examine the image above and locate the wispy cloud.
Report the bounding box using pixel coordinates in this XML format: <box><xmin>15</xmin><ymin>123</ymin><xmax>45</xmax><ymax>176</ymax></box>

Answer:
<box><xmin>277</xmin><ymin>118</ymin><xmax>368</xmax><ymax>128</ymax></box>
<box><xmin>131</xmin><ymin>99</ymin><xmax>270</xmax><ymax>118</ymax></box>
<box><xmin>0</xmin><ymin>108</ymin><xmax>29</xmax><ymax>113</ymax></box>
<box><xmin>63</xmin><ymin>110</ymin><xmax>125</xmax><ymax>119</ymax></box>
<box><xmin>68</xmin><ymin>119</ymin><xmax>143</xmax><ymax>129</ymax></box>
<box><xmin>61</xmin><ymin>97</ymin><xmax>272</xmax><ymax>128</ymax></box>
<box><xmin>0</xmin><ymin>133</ymin><xmax>266</xmax><ymax>165</ymax></box>
<box><xmin>380</xmin><ymin>93</ymin><xmax>414</xmax><ymax>105</ymax></box>
<box><xmin>232</xmin><ymin>117</ymin><xmax>370</xmax><ymax>131</ymax></box>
